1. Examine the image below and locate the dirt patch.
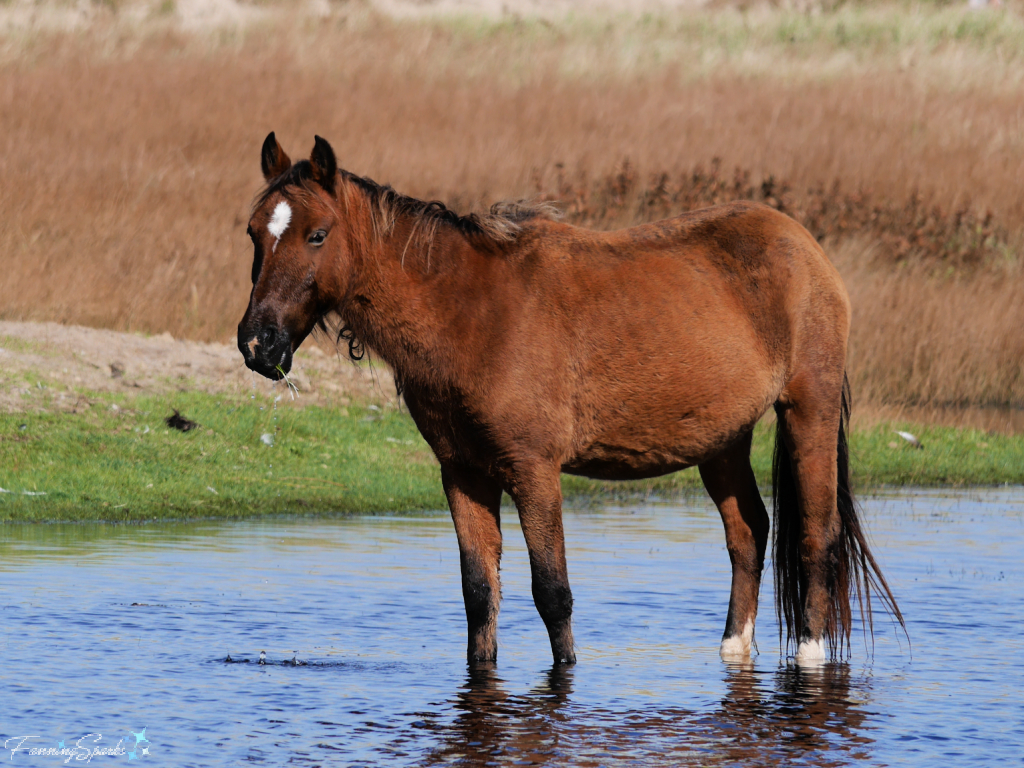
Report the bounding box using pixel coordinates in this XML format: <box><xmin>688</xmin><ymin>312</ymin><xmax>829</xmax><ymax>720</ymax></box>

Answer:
<box><xmin>0</xmin><ymin>321</ymin><xmax>396</xmax><ymax>413</ymax></box>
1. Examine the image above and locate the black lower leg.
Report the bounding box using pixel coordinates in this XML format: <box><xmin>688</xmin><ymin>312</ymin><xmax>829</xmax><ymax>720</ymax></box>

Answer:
<box><xmin>532</xmin><ymin>568</ymin><xmax>575</xmax><ymax>664</ymax></box>
<box><xmin>461</xmin><ymin>554</ymin><xmax>500</xmax><ymax>663</ymax></box>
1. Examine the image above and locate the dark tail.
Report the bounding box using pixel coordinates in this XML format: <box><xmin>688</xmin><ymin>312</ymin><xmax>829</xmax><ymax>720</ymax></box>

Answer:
<box><xmin>772</xmin><ymin>375</ymin><xmax>905</xmax><ymax>656</ymax></box>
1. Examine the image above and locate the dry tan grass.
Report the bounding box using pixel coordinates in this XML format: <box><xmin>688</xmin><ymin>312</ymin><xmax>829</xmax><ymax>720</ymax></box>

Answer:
<box><xmin>838</xmin><ymin>241</ymin><xmax>1024</xmax><ymax>408</ymax></box>
<box><xmin>1</xmin><ymin>8</ymin><xmax>1022</xmax><ymax>409</ymax></box>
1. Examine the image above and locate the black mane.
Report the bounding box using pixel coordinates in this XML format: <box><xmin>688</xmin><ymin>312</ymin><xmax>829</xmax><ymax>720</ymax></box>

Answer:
<box><xmin>255</xmin><ymin>163</ymin><xmax>557</xmax><ymax>244</ymax></box>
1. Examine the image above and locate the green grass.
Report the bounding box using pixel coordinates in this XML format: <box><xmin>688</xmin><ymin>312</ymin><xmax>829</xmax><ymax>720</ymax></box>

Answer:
<box><xmin>2</xmin><ymin>391</ymin><xmax>1022</xmax><ymax>522</ymax></box>
<box><xmin>0</xmin><ymin>334</ymin><xmax>48</xmax><ymax>355</ymax></box>
<box><xmin>0</xmin><ymin>391</ymin><xmax>446</xmax><ymax>522</ymax></box>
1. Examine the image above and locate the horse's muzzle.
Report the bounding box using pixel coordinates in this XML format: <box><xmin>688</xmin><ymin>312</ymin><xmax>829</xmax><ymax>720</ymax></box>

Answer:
<box><xmin>238</xmin><ymin>323</ymin><xmax>292</xmax><ymax>380</ymax></box>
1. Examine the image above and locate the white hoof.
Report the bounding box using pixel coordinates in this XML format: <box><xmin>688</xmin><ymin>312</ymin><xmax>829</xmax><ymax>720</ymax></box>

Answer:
<box><xmin>719</xmin><ymin>619</ymin><xmax>754</xmax><ymax>660</ymax></box>
<box><xmin>795</xmin><ymin>638</ymin><xmax>826</xmax><ymax>666</ymax></box>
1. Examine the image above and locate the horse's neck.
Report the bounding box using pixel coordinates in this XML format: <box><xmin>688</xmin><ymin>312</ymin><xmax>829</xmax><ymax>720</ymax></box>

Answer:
<box><xmin>344</xmin><ymin>220</ymin><xmax>484</xmax><ymax>390</ymax></box>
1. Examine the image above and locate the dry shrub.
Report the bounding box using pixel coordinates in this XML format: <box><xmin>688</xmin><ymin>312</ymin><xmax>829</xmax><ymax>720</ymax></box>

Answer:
<box><xmin>531</xmin><ymin>159</ymin><xmax>1013</xmax><ymax>269</ymax></box>
<box><xmin>1</xmin><ymin>22</ymin><xmax>1022</xmax><ymax>408</ymax></box>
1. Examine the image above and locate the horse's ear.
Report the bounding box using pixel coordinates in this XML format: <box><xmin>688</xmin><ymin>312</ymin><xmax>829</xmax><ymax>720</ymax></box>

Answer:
<box><xmin>310</xmin><ymin>135</ymin><xmax>337</xmax><ymax>193</ymax></box>
<box><xmin>261</xmin><ymin>132</ymin><xmax>291</xmax><ymax>181</ymax></box>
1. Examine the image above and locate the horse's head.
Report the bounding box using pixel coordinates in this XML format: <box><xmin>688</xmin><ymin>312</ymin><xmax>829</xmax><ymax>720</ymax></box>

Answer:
<box><xmin>238</xmin><ymin>133</ymin><xmax>342</xmax><ymax>379</ymax></box>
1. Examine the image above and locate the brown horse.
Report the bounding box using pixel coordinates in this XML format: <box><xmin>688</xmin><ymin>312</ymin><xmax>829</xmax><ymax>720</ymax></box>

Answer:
<box><xmin>238</xmin><ymin>134</ymin><xmax>902</xmax><ymax>666</ymax></box>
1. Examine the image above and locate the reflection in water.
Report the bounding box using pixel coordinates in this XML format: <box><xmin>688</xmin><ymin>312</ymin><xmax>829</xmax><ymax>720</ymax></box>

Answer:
<box><xmin>411</xmin><ymin>663</ymin><xmax>873</xmax><ymax>767</ymax></box>
<box><xmin>417</xmin><ymin>665</ymin><xmax>574</xmax><ymax>766</ymax></box>
<box><xmin>706</xmin><ymin>664</ymin><xmax>874</xmax><ymax>767</ymax></box>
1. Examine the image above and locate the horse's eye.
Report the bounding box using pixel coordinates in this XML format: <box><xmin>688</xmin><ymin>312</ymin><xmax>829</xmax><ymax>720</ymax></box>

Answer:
<box><xmin>308</xmin><ymin>230</ymin><xmax>327</xmax><ymax>246</ymax></box>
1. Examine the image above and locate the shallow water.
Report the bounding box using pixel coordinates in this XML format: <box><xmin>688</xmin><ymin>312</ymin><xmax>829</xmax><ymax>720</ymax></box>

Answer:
<box><xmin>1</xmin><ymin>489</ymin><xmax>1022</xmax><ymax>767</ymax></box>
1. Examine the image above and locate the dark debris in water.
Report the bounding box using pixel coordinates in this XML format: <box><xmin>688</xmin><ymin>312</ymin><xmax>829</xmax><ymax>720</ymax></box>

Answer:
<box><xmin>165</xmin><ymin>409</ymin><xmax>199</xmax><ymax>432</ymax></box>
<box><xmin>222</xmin><ymin>653</ymin><xmax>313</xmax><ymax>667</ymax></box>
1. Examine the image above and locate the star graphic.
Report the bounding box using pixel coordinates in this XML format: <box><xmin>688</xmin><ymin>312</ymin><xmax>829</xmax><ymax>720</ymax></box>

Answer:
<box><xmin>57</xmin><ymin>741</ymin><xmax>65</xmax><ymax>749</ymax></box>
<box><xmin>128</xmin><ymin>751</ymin><xmax>137</xmax><ymax>760</ymax></box>
<box><xmin>142</xmin><ymin>747</ymin><xmax>150</xmax><ymax>756</ymax></box>
<box><xmin>132</xmin><ymin>728</ymin><xmax>148</xmax><ymax>746</ymax></box>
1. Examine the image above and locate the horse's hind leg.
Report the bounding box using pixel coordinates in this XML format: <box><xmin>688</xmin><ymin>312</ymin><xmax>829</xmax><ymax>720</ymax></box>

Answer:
<box><xmin>442</xmin><ymin>465</ymin><xmax>504</xmax><ymax>664</ymax></box>
<box><xmin>699</xmin><ymin>432</ymin><xmax>770</xmax><ymax>660</ymax></box>
<box><xmin>776</xmin><ymin>375</ymin><xmax>844</xmax><ymax>665</ymax></box>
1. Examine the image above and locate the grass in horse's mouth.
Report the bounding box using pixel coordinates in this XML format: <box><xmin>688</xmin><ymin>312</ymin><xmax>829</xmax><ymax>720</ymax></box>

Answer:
<box><xmin>276</xmin><ymin>365</ymin><xmax>299</xmax><ymax>400</ymax></box>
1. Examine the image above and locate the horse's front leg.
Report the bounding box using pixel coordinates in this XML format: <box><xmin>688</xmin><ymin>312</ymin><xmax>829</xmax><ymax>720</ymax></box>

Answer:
<box><xmin>508</xmin><ymin>464</ymin><xmax>576</xmax><ymax>665</ymax></box>
<box><xmin>442</xmin><ymin>465</ymin><xmax>504</xmax><ymax>664</ymax></box>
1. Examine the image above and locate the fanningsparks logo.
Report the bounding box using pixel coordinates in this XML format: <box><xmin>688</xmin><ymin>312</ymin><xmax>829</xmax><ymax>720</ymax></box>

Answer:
<box><xmin>4</xmin><ymin>729</ymin><xmax>152</xmax><ymax>762</ymax></box>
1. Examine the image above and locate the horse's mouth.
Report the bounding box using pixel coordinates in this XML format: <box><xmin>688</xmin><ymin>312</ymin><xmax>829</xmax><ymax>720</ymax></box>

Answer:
<box><xmin>239</xmin><ymin>333</ymin><xmax>293</xmax><ymax>380</ymax></box>
<box><xmin>243</xmin><ymin>358</ymin><xmax>287</xmax><ymax>381</ymax></box>
<box><xmin>254</xmin><ymin>347</ymin><xmax>292</xmax><ymax>380</ymax></box>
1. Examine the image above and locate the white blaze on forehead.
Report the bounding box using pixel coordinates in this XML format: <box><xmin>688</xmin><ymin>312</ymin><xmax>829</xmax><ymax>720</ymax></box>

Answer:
<box><xmin>267</xmin><ymin>201</ymin><xmax>292</xmax><ymax>240</ymax></box>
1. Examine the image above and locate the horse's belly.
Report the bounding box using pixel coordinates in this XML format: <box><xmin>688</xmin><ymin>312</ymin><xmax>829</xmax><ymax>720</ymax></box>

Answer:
<box><xmin>563</xmin><ymin>418</ymin><xmax>718</xmax><ymax>480</ymax></box>
<box><xmin>563</xmin><ymin>389</ymin><xmax>770</xmax><ymax>480</ymax></box>
<box><xmin>562</xmin><ymin>448</ymin><xmax>693</xmax><ymax>481</ymax></box>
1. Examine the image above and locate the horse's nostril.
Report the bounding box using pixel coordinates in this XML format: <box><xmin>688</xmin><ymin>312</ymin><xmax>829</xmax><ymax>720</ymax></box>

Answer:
<box><xmin>260</xmin><ymin>327</ymin><xmax>278</xmax><ymax>348</ymax></box>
